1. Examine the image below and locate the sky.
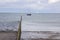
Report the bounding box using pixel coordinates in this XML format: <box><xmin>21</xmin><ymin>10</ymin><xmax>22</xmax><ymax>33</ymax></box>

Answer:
<box><xmin>0</xmin><ymin>0</ymin><xmax>60</xmax><ymax>13</ymax></box>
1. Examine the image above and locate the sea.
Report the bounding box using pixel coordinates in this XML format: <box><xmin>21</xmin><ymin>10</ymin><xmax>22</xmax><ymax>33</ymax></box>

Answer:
<box><xmin>0</xmin><ymin>13</ymin><xmax>60</xmax><ymax>40</ymax></box>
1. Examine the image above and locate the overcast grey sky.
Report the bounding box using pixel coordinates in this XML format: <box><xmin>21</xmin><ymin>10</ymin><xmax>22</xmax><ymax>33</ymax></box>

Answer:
<box><xmin>0</xmin><ymin>0</ymin><xmax>60</xmax><ymax>13</ymax></box>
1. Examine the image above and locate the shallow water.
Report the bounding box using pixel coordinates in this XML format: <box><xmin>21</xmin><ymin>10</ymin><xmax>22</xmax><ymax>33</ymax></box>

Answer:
<box><xmin>21</xmin><ymin>31</ymin><xmax>60</xmax><ymax>40</ymax></box>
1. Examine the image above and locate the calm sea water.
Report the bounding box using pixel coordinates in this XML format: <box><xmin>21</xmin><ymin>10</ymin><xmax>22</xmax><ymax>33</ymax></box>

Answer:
<box><xmin>0</xmin><ymin>13</ymin><xmax>60</xmax><ymax>31</ymax></box>
<box><xmin>0</xmin><ymin>13</ymin><xmax>60</xmax><ymax>40</ymax></box>
<box><xmin>22</xmin><ymin>13</ymin><xmax>60</xmax><ymax>31</ymax></box>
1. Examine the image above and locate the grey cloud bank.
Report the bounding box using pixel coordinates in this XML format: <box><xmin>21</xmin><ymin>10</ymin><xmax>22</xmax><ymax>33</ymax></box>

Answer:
<box><xmin>0</xmin><ymin>0</ymin><xmax>60</xmax><ymax>13</ymax></box>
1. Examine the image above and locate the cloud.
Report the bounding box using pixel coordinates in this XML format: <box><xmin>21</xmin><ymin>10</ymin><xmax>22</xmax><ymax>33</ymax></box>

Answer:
<box><xmin>17</xmin><ymin>0</ymin><xmax>48</xmax><ymax>9</ymax></box>
<box><xmin>48</xmin><ymin>0</ymin><xmax>60</xmax><ymax>4</ymax></box>
<box><xmin>0</xmin><ymin>0</ymin><xmax>18</xmax><ymax>3</ymax></box>
<box><xmin>39</xmin><ymin>1</ymin><xmax>60</xmax><ymax>13</ymax></box>
<box><xmin>0</xmin><ymin>0</ymin><xmax>60</xmax><ymax>13</ymax></box>
<box><xmin>0</xmin><ymin>0</ymin><xmax>48</xmax><ymax>9</ymax></box>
